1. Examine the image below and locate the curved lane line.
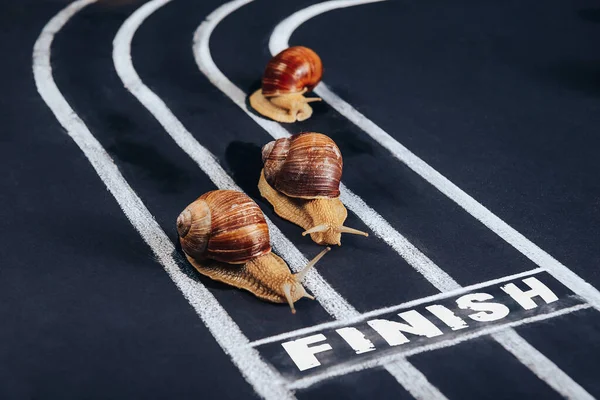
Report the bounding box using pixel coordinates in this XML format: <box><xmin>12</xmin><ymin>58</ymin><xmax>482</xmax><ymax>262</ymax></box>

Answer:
<box><xmin>270</xmin><ymin>0</ymin><xmax>600</xmax><ymax>311</ymax></box>
<box><xmin>192</xmin><ymin>1</ymin><xmax>450</xmax><ymax>399</ymax></box>
<box><xmin>193</xmin><ymin>0</ymin><xmax>457</xmax><ymax>297</ymax></box>
<box><xmin>33</xmin><ymin>2</ymin><xmax>292</xmax><ymax>399</ymax></box>
<box><xmin>113</xmin><ymin>0</ymin><xmax>357</xmax><ymax>320</ymax></box>
<box><xmin>269</xmin><ymin>1</ymin><xmax>598</xmax><ymax>399</ymax></box>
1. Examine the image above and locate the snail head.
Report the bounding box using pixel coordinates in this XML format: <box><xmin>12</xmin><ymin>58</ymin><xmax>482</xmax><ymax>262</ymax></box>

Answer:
<box><xmin>302</xmin><ymin>224</ymin><xmax>369</xmax><ymax>246</ymax></box>
<box><xmin>281</xmin><ymin>247</ymin><xmax>330</xmax><ymax>314</ymax></box>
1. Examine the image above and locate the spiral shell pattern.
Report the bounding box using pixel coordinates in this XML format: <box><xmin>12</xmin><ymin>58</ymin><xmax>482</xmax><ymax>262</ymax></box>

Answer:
<box><xmin>177</xmin><ymin>190</ymin><xmax>271</xmax><ymax>264</ymax></box>
<box><xmin>262</xmin><ymin>133</ymin><xmax>342</xmax><ymax>199</ymax></box>
<box><xmin>261</xmin><ymin>46</ymin><xmax>323</xmax><ymax>97</ymax></box>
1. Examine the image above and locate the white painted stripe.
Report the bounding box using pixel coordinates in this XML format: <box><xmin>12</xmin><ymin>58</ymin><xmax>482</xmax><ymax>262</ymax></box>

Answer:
<box><xmin>192</xmin><ymin>1</ymin><xmax>448</xmax><ymax>399</ymax></box>
<box><xmin>193</xmin><ymin>0</ymin><xmax>458</xmax><ymax>294</ymax></box>
<box><xmin>270</xmin><ymin>2</ymin><xmax>598</xmax><ymax>398</ymax></box>
<box><xmin>250</xmin><ymin>267</ymin><xmax>546</xmax><ymax>347</ymax></box>
<box><xmin>112</xmin><ymin>0</ymin><xmax>357</xmax><ymax>321</ymax></box>
<box><xmin>32</xmin><ymin>2</ymin><xmax>291</xmax><ymax>399</ymax></box>
<box><xmin>287</xmin><ymin>303</ymin><xmax>593</xmax><ymax>390</ymax></box>
<box><xmin>491</xmin><ymin>330</ymin><xmax>595</xmax><ymax>400</ymax></box>
<box><xmin>193</xmin><ymin>0</ymin><xmax>595</xmax><ymax>397</ymax></box>
<box><xmin>384</xmin><ymin>358</ymin><xmax>449</xmax><ymax>400</ymax></box>
<box><xmin>270</xmin><ymin>0</ymin><xmax>600</xmax><ymax>313</ymax></box>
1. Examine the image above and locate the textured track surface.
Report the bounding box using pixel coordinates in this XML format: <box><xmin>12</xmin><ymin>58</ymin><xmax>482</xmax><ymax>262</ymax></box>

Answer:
<box><xmin>2</xmin><ymin>0</ymin><xmax>600</xmax><ymax>398</ymax></box>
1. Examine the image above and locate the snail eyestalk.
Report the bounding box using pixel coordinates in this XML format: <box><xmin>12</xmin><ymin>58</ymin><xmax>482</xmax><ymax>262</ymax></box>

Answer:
<box><xmin>302</xmin><ymin>224</ymin><xmax>329</xmax><ymax>236</ymax></box>
<box><xmin>282</xmin><ymin>283</ymin><xmax>296</xmax><ymax>314</ymax></box>
<box><xmin>304</xmin><ymin>97</ymin><xmax>322</xmax><ymax>103</ymax></box>
<box><xmin>337</xmin><ymin>225</ymin><xmax>369</xmax><ymax>237</ymax></box>
<box><xmin>295</xmin><ymin>247</ymin><xmax>331</xmax><ymax>282</ymax></box>
<box><xmin>302</xmin><ymin>224</ymin><xmax>369</xmax><ymax>238</ymax></box>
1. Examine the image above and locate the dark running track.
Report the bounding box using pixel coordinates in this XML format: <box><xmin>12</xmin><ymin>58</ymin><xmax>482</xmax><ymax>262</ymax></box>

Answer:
<box><xmin>1</xmin><ymin>0</ymin><xmax>600</xmax><ymax>398</ymax></box>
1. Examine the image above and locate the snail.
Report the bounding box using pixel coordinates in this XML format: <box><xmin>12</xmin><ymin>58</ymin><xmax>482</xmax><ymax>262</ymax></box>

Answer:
<box><xmin>177</xmin><ymin>189</ymin><xmax>330</xmax><ymax>314</ymax></box>
<box><xmin>258</xmin><ymin>132</ymin><xmax>369</xmax><ymax>246</ymax></box>
<box><xmin>249</xmin><ymin>46</ymin><xmax>323</xmax><ymax>123</ymax></box>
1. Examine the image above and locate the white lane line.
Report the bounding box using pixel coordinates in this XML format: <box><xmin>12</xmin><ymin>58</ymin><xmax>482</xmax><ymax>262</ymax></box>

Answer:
<box><xmin>250</xmin><ymin>267</ymin><xmax>545</xmax><ymax>347</ymax></box>
<box><xmin>270</xmin><ymin>2</ymin><xmax>599</xmax><ymax>398</ymax></box>
<box><xmin>490</xmin><ymin>329</ymin><xmax>595</xmax><ymax>400</ymax></box>
<box><xmin>287</xmin><ymin>303</ymin><xmax>593</xmax><ymax>391</ymax></box>
<box><xmin>113</xmin><ymin>0</ymin><xmax>357</xmax><ymax>321</ymax></box>
<box><xmin>33</xmin><ymin>2</ymin><xmax>291</xmax><ymax>400</ymax></box>
<box><xmin>192</xmin><ymin>2</ymin><xmax>452</xmax><ymax>400</ymax></box>
<box><xmin>194</xmin><ymin>0</ymin><xmax>456</xmax><ymax>295</ymax></box>
<box><xmin>270</xmin><ymin>0</ymin><xmax>600</xmax><ymax>312</ymax></box>
<box><xmin>117</xmin><ymin>0</ymin><xmax>446</xmax><ymax>398</ymax></box>
<box><xmin>194</xmin><ymin>0</ymin><xmax>596</xmax><ymax>398</ymax></box>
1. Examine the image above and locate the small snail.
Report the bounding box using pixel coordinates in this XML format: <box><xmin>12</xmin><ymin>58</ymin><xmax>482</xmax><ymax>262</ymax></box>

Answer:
<box><xmin>249</xmin><ymin>46</ymin><xmax>323</xmax><ymax>123</ymax></box>
<box><xmin>258</xmin><ymin>132</ymin><xmax>369</xmax><ymax>246</ymax></box>
<box><xmin>177</xmin><ymin>190</ymin><xmax>330</xmax><ymax>313</ymax></box>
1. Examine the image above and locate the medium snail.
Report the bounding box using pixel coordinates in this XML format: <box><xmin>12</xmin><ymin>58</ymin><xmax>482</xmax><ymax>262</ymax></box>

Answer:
<box><xmin>249</xmin><ymin>46</ymin><xmax>323</xmax><ymax>123</ymax></box>
<box><xmin>258</xmin><ymin>132</ymin><xmax>369</xmax><ymax>246</ymax></box>
<box><xmin>177</xmin><ymin>190</ymin><xmax>329</xmax><ymax>313</ymax></box>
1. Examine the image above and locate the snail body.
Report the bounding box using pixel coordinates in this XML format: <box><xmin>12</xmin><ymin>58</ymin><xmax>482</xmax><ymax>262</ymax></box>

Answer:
<box><xmin>249</xmin><ymin>46</ymin><xmax>323</xmax><ymax>123</ymax></box>
<box><xmin>177</xmin><ymin>190</ymin><xmax>329</xmax><ymax>313</ymax></box>
<box><xmin>258</xmin><ymin>133</ymin><xmax>368</xmax><ymax>245</ymax></box>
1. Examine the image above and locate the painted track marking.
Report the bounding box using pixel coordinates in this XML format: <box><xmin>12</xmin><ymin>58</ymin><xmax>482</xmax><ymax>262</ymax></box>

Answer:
<box><xmin>33</xmin><ymin>0</ymin><xmax>599</xmax><ymax>398</ymax></box>
<box><xmin>114</xmin><ymin>0</ymin><xmax>447</xmax><ymax>399</ymax></box>
<box><xmin>190</xmin><ymin>0</ymin><xmax>593</xmax><ymax>398</ymax></box>
<box><xmin>113</xmin><ymin>0</ymin><xmax>357</xmax><ymax>321</ymax></box>
<box><xmin>270</xmin><ymin>0</ymin><xmax>600</xmax><ymax>312</ymax></box>
<box><xmin>192</xmin><ymin>1</ymin><xmax>452</xmax><ymax>399</ymax></box>
<box><xmin>287</xmin><ymin>303</ymin><xmax>592</xmax><ymax>390</ymax></box>
<box><xmin>269</xmin><ymin>1</ymin><xmax>600</xmax><ymax>398</ymax></box>
<box><xmin>193</xmin><ymin>0</ymin><xmax>457</xmax><ymax>293</ymax></box>
<box><xmin>250</xmin><ymin>267</ymin><xmax>546</xmax><ymax>347</ymax></box>
<box><xmin>33</xmin><ymin>1</ymin><xmax>292</xmax><ymax>399</ymax></box>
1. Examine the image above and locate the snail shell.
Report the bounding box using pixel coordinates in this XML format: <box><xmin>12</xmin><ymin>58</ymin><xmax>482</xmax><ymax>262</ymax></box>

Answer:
<box><xmin>258</xmin><ymin>133</ymin><xmax>368</xmax><ymax>246</ymax></box>
<box><xmin>261</xmin><ymin>46</ymin><xmax>323</xmax><ymax>97</ymax></box>
<box><xmin>177</xmin><ymin>189</ymin><xmax>329</xmax><ymax>313</ymax></box>
<box><xmin>262</xmin><ymin>132</ymin><xmax>342</xmax><ymax>199</ymax></box>
<box><xmin>177</xmin><ymin>190</ymin><xmax>271</xmax><ymax>264</ymax></box>
<box><xmin>249</xmin><ymin>46</ymin><xmax>323</xmax><ymax>123</ymax></box>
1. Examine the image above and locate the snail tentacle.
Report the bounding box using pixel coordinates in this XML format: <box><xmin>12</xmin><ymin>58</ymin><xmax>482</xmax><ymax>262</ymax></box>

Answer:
<box><xmin>281</xmin><ymin>283</ymin><xmax>297</xmax><ymax>314</ymax></box>
<box><xmin>295</xmin><ymin>247</ymin><xmax>331</xmax><ymax>282</ymax></box>
<box><xmin>302</xmin><ymin>224</ymin><xmax>329</xmax><ymax>236</ymax></box>
<box><xmin>337</xmin><ymin>225</ymin><xmax>369</xmax><ymax>237</ymax></box>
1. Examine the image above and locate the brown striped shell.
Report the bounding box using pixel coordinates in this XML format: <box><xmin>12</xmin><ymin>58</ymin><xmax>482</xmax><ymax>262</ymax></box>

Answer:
<box><xmin>262</xmin><ymin>133</ymin><xmax>342</xmax><ymax>199</ymax></box>
<box><xmin>177</xmin><ymin>190</ymin><xmax>271</xmax><ymax>264</ymax></box>
<box><xmin>261</xmin><ymin>46</ymin><xmax>323</xmax><ymax>97</ymax></box>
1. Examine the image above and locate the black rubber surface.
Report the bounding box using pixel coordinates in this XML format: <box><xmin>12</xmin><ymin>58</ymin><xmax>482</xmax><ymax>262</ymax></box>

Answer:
<box><xmin>2</xmin><ymin>0</ymin><xmax>600</xmax><ymax>398</ymax></box>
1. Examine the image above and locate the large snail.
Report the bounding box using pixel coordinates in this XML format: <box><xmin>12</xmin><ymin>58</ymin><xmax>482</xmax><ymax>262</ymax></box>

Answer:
<box><xmin>258</xmin><ymin>132</ymin><xmax>369</xmax><ymax>246</ymax></box>
<box><xmin>177</xmin><ymin>190</ymin><xmax>329</xmax><ymax>313</ymax></box>
<box><xmin>249</xmin><ymin>46</ymin><xmax>323</xmax><ymax>123</ymax></box>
